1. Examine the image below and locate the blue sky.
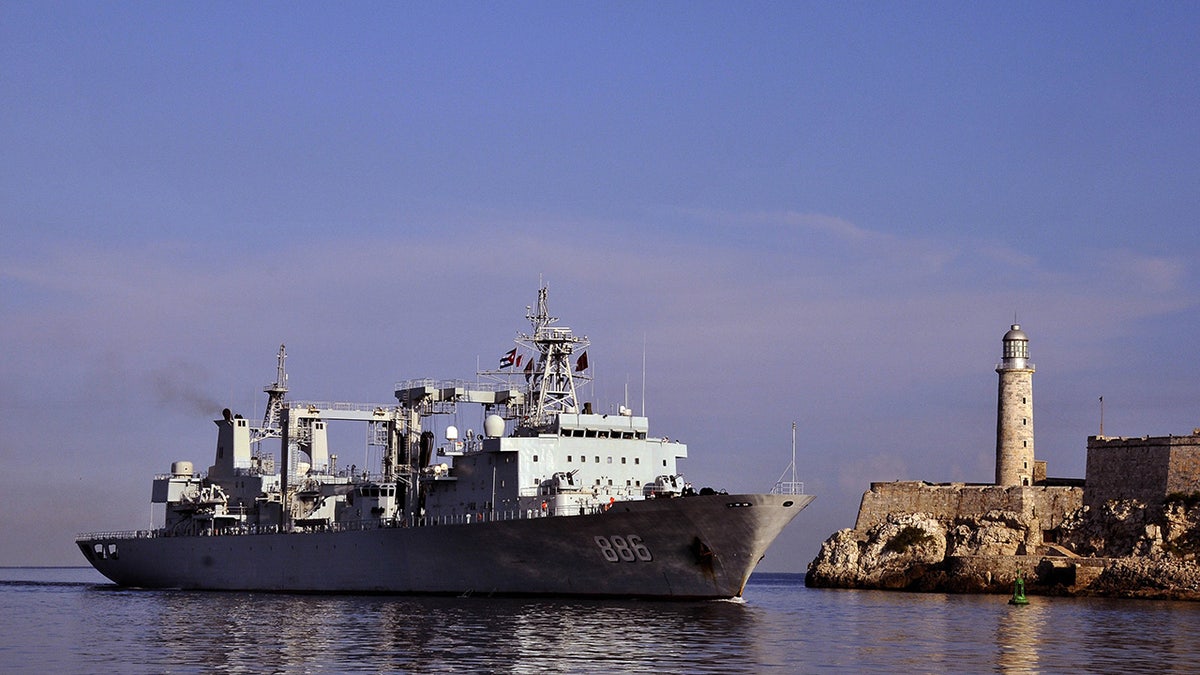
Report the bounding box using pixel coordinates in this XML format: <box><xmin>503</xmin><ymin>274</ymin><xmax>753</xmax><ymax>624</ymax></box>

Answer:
<box><xmin>2</xmin><ymin>2</ymin><xmax>1198</xmax><ymax>570</ymax></box>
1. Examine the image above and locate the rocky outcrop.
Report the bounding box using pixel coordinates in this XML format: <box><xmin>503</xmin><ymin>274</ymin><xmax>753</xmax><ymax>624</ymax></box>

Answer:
<box><xmin>806</xmin><ymin>495</ymin><xmax>1200</xmax><ymax>600</ymax></box>
<box><xmin>806</xmin><ymin>513</ymin><xmax>947</xmax><ymax>590</ymax></box>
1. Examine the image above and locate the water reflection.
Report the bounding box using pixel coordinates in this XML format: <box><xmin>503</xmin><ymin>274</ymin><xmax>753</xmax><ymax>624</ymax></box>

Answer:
<box><xmin>29</xmin><ymin>573</ymin><xmax>1200</xmax><ymax>674</ymax></box>
<box><xmin>995</xmin><ymin>597</ymin><xmax>1046</xmax><ymax>673</ymax></box>
<box><xmin>109</xmin><ymin>590</ymin><xmax>765</xmax><ymax>673</ymax></box>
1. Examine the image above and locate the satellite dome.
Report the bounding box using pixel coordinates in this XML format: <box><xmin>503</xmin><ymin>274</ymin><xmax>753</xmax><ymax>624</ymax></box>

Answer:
<box><xmin>445</xmin><ymin>425</ymin><xmax>459</xmax><ymax>441</ymax></box>
<box><xmin>484</xmin><ymin>414</ymin><xmax>505</xmax><ymax>438</ymax></box>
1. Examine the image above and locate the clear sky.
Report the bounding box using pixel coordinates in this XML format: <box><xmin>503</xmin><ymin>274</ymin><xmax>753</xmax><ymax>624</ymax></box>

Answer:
<box><xmin>2</xmin><ymin>2</ymin><xmax>1198</xmax><ymax>570</ymax></box>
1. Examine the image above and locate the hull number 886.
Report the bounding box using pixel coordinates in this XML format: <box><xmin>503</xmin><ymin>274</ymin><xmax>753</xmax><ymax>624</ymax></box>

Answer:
<box><xmin>594</xmin><ymin>534</ymin><xmax>653</xmax><ymax>562</ymax></box>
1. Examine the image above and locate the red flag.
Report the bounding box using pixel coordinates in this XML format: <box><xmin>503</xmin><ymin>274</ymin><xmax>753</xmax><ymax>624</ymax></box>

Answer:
<box><xmin>524</xmin><ymin>358</ymin><xmax>535</xmax><ymax>381</ymax></box>
<box><xmin>515</xmin><ymin>354</ymin><xmax>523</xmax><ymax>368</ymax></box>
<box><xmin>575</xmin><ymin>351</ymin><xmax>588</xmax><ymax>372</ymax></box>
<box><xmin>500</xmin><ymin>348</ymin><xmax>516</xmax><ymax>368</ymax></box>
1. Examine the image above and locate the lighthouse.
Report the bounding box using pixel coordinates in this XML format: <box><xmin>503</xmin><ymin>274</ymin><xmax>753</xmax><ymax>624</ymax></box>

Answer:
<box><xmin>995</xmin><ymin>324</ymin><xmax>1035</xmax><ymax>486</ymax></box>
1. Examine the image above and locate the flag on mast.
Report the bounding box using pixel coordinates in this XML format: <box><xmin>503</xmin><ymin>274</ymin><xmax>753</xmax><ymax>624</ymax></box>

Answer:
<box><xmin>500</xmin><ymin>348</ymin><xmax>517</xmax><ymax>368</ymax></box>
<box><xmin>575</xmin><ymin>351</ymin><xmax>589</xmax><ymax>372</ymax></box>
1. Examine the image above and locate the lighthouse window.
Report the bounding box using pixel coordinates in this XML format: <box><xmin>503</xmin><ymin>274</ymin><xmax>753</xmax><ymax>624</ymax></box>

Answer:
<box><xmin>594</xmin><ymin>456</ymin><xmax>600</xmax><ymax>463</ymax></box>
<box><xmin>581</xmin><ymin>456</ymin><xmax>586</xmax><ymax>463</ymax></box>
<box><xmin>1022</xmin><ymin>397</ymin><xmax>1027</xmax><ymax>404</ymax></box>
<box><xmin>1023</xmin><ymin>419</ymin><xmax>1027</xmax><ymax>426</ymax></box>
<box><xmin>621</xmin><ymin>457</ymin><xmax>627</xmax><ymax>464</ymax></box>
<box><xmin>567</xmin><ymin>455</ymin><xmax>573</xmax><ymax>462</ymax></box>
<box><xmin>532</xmin><ymin>455</ymin><xmax>539</xmax><ymax>462</ymax></box>
<box><xmin>635</xmin><ymin>458</ymin><xmax>640</xmax><ymax>465</ymax></box>
<box><xmin>607</xmin><ymin>457</ymin><xmax>613</xmax><ymax>464</ymax></box>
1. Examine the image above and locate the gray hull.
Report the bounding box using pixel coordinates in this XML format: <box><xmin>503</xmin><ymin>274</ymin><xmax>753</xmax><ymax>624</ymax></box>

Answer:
<box><xmin>79</xmin><ymin>493</ymin><xmax>812</xmax><ymax>599</ymax></box>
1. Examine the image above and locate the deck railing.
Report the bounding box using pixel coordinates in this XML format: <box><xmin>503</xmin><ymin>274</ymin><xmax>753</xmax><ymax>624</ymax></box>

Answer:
<box><xmin>76</xmin><ymin>508</ymin><xmax>568</xmax><ymax>542</ymax></box>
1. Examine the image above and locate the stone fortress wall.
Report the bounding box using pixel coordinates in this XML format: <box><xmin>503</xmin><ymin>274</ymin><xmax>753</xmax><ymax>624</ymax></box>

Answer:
<box><xmin>855</xmin><ymin>481</ymin><xmax>1083</xmax><ymax>548</ymax></box>
<box><xmin>1085</xmin><ymin>432</ymin><xmax>1200</xmax><ymax>510</ymax></box>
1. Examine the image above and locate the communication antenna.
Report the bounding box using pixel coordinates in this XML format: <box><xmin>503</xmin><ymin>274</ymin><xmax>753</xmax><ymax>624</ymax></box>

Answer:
<box><xmin>772</xmin><ymin>421</ymin><xmax>803</xmax><ymax>494</ymax></box>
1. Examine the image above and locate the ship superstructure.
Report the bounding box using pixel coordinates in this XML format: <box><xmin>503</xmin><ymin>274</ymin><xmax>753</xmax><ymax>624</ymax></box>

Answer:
<box><xmin>79</xmin><ymin>287</ymin><xmax>812</xmax><ymax>598</ymax></box>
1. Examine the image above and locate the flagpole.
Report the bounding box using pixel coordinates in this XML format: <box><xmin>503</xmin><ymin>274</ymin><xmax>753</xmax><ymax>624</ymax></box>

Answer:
<box><xmin>1099</xmin><ymin>396</ymin><xmax>1104</xmax><ymax>437</ymax></box>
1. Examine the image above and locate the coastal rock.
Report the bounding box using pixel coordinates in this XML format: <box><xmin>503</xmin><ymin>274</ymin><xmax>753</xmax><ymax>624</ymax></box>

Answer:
<box><xmin>947</xmin><ymin>510</ymin><xmax>1030</xmax><ymax>557</ymax></box>
<box><xmin>806</xmin><ymin>513</ymin><xmax>946</xmax><ymax>589</ymax></box>
<box><xmin>807</xmin><ymin>494</ymin><xmax>1200</xmax><ymax>600</ymax></box>
<box><xmin>1059</xmin><ymin>498</ymin><xmax>1200</xmax><ymax>559</ymax></box>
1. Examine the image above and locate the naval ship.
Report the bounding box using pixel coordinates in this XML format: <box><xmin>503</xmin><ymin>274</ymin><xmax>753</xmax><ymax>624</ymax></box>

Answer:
<box><xmin>78</xmin><ymin>288</ymin><xmax>812</xmax><ymax>598</ymax></box>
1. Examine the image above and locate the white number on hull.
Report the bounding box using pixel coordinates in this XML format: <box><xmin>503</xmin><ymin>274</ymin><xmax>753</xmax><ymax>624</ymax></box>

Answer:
<box><xmin>594</xmin><ymin>535</ymin><xmax>652</xmax><ymax>562</ymax></box>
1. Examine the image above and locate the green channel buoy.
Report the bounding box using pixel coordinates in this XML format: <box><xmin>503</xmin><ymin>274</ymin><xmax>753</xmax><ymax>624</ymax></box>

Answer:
<box><xmin>1009</xmin><ymin>572</ymin><xmax>1029</xmax><ymax>605</ymax></box>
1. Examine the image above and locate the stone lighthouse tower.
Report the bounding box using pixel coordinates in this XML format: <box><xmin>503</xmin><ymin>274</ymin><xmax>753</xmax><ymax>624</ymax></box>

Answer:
<box><xmin>995</xmin><ymin>324</ymin><xmax>1035</xmax><ymax>486</ymax></box>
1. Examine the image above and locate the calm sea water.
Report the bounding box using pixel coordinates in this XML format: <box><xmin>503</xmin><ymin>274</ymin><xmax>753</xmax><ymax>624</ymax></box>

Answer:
<box><xmin>1</xmin><ymin>568</ymin><xmax>1196</xmax><ymax>674</ymax></box>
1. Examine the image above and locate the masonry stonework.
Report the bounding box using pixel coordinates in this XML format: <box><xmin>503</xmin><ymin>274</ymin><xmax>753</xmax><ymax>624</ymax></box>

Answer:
<box><xmin>855</xmin><ymin>481</ymin><xmax>1083</xmax><ymax>544</ymax></box>
<box><xmin>1085</xmin><ymin>432</ymin><xmax>1200</xmax><ymax>510</ymax></box>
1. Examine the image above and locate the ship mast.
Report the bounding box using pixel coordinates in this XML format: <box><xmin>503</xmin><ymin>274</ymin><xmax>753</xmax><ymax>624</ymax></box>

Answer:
<box><xmin>520</xmin><ymin>286</ymin><xmax>590</xmax><ymax>428</ymax></box>
<box><xmin>253</xmin><ymin>344</ymin><xmax>289</xmax><ymax>445</ymax></box>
